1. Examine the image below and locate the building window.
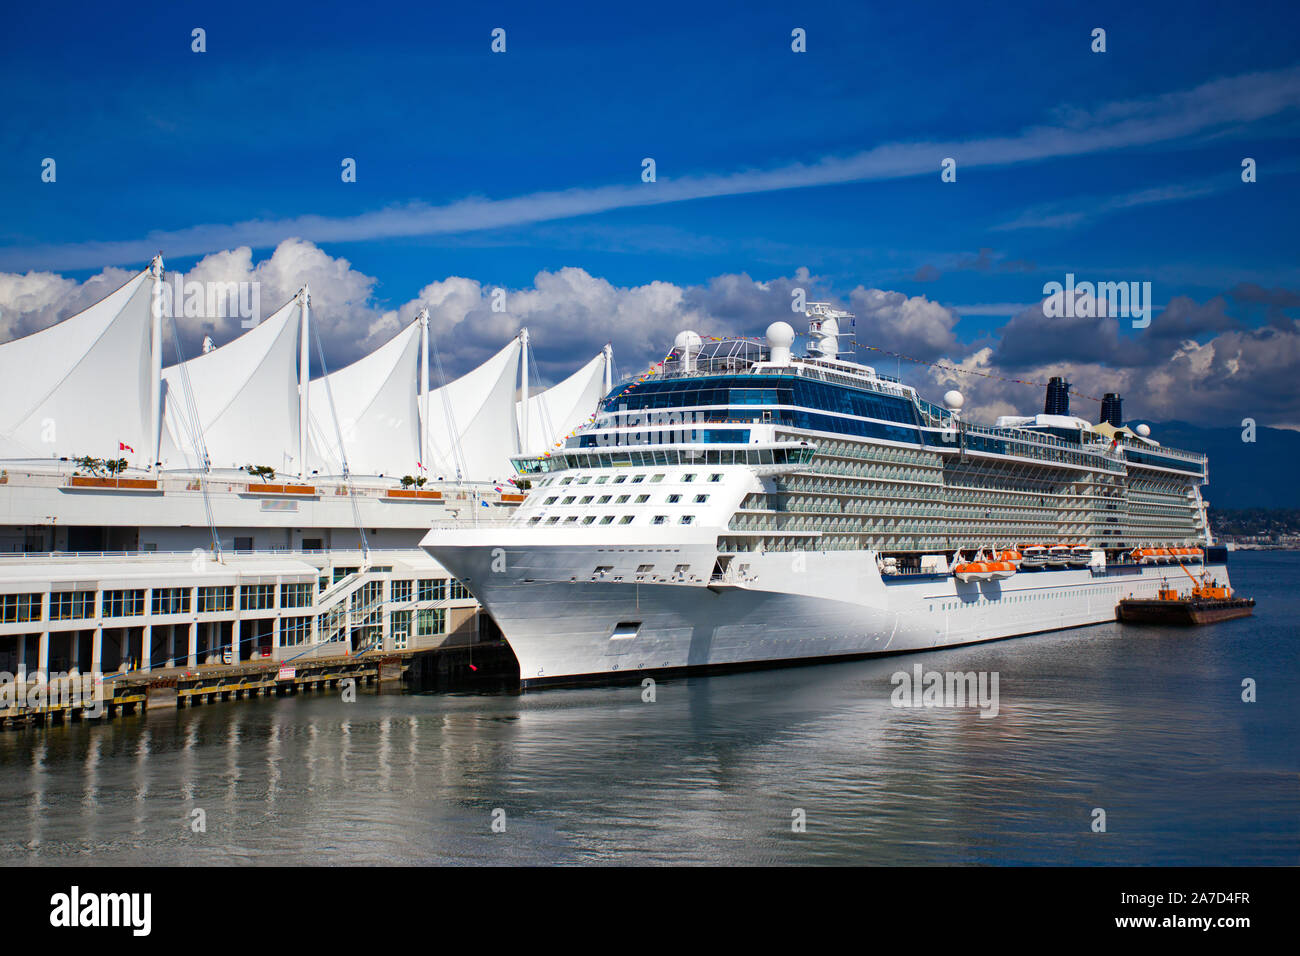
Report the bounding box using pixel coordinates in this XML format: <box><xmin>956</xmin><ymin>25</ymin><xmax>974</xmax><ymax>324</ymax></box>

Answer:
<box><xmin>544</xmin><ymin>496</ymin><xmax>558</xmax><ymax>504</ymax></box>
<box><xmin>150</xmin><ymin>588</ymin><xmax>190</xmax><ymax>616</ymax></box>
<box><xmin>652</xmin><ymin>515</ymin><xmax>668</xmax><ymax>525</ymax></box>
<box><xmin>650</xmin><ymin>474</ymin><xmax>665</xmax><ymax>483</ymax></box>
<box><xmin>197</xmin><ymin>586</ymin><xmax>234</xmax><ymax>613</ymax></box>
<box><xmin>417</xmin><ymin>607</ymin><xmax>446</xmax><ymax>636</ymax></box>
<box><xmin>240</xmin><ymin>584</ymin><xmax>275</xmax><ymax>611</ymax></box>
<box><xmin>0</xmin><ymin>593</ymin><xmax>42</xmax><ymax>624</ymax></box>
<box><xmin>619</xmin><ymin>515</ymin><xmax>634</xmax><ymax>524</ymax></box>
<box><xmin>667</xmin><ymin>494</ymin><xmax>681</xmax><ymax>503</ymax></box>
<box><xmin>233</xmin><ymin>536</ymin><xmax>254</xmax><ymax>551</ymax></box>
<box><xmin>582</xmin><ymin>516</ymin><xmax>596</xmax><ymax>524</ymax></box>
<box><xmin>598</xmin><ymin>495</ymin><xmax>612</xmax><ymax>504</ymax></box>
<box><xmin>580</xmin><ymin>496</ymin><xmax>594</xmax><ymax>504</ymax></box>
<box><xmin>449</xmin><ymin>580</ymin><xmax>472</xmax><ymax>601</ymax></box>
<box><xmin>418</xmin><ymin>579</ymin><xmax>447</xmax><ymax>602</ymax></box>
<box><xmin>694</xmin><ymin>494</ymin><xmax>709</xmax><ymax>503</ymax></box>
<box><xmin>281</xmin><ymin>616</ymin><xmax>312</xmax><ymax>647</ymax></box>
<box><xmin>562</xmin><ymin>496</ymin><xmax>576</xmax><ymax>504</ymax></box>
<box><xmin>390</xmin><ymin>580</ymin><xmax>412</xmax><ymax>603</ymax></box>
<box><xmin>599</xmin><ymin>516</ymin><xmax>615</xmax><ymax>524</ymax></box>
<box><xmin>682</xmin><ymin>474</ymin><xmax>697</xmax><ymax>482</ymax></box>
<box><xmin>50</xmin><ymin>590</ymin><xmax>96</xmax><ymax>620</ymax></box>
<box><xmin>390</xmin><ymin>610</ymin><xmax>411</xmax><ymax>650</ymax></box>
<box><xmin>102</xmin><ymin>589</ymin><xmax>144</xmax><ymax>618</ymax></box>
<box><xmin>680</xmin><ymin>516</ymin><xmax>695</xmax><ymax>525</ymax></box>
<box><xmin>281</xmin><ymin>582</ymin><xmax>314</xmax><ymax>608</ymax></box>
<box><xmin>631</xmin><ymin>475</ymin><xmax>645</xmax><ymax>484</ymax></box>
<box><xmin>709</xmin><ymin>474</ymin><xmax>723</xmax><ymax>482</ymax></box>
<box><xmin>616</xmin><ymin>495</ymin><xmax>631</xmax><ymax>503</ymax></box>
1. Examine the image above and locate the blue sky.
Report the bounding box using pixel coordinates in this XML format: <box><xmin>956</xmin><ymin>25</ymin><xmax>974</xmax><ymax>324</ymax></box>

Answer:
<box><xmin>2</xmin><ymin>0</ymin><xmax>1299</xmax><ymax>425</ymax></box>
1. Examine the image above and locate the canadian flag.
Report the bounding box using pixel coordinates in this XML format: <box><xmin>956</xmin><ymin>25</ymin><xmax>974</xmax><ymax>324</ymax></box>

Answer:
<box><xmin>119</xmin><ymin>441</ymin><xmax>134</xmax><ymax>453</ymax></box>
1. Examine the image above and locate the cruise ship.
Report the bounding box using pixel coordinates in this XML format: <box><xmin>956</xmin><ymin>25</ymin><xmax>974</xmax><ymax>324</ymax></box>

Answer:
<box><xmin>422</xmin><ymin>304</ymin><xmax>1229</xmax><ymax>686</ymax></box>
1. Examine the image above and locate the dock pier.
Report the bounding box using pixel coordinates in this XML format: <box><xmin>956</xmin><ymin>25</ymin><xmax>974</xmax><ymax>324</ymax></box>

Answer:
<box><xmin>0</xmin><ymin>641</ymin><xmax>518</xmax><ymax>730</ymax></box>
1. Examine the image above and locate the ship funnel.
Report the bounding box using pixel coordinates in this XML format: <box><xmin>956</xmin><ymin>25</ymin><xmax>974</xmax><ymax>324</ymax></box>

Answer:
<box><xmin>766</xmin><ymin>321</ymin><xmax>795</xmax><ymax>365</ymax></box>
<box><xmin>1044</xmin><ymin>376</ymin><xmax>1071</xmax><ymax>416</ymax></box>
<box><xmin>1100</xmin><ymin>393</ymin><xmax>1123</xmax><ymax>427</ymax></box>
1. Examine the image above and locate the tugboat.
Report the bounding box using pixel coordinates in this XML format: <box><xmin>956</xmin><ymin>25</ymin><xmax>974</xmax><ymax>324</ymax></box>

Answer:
<box><xmin>1117</xmin><ymin>562</ymin><xmax>1254</xmax><ymax>625</ymax></box>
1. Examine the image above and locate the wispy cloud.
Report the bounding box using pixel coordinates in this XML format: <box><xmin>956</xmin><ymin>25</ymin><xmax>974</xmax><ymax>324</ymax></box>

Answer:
<box><xmin>5</xmin><ymin>65</ymin><xmax>1299</xmax><ymax>271</ymax></box>
<box><xmin>992</xmin><ymin>180</ymin><xmax>1228</xmax><ymax>231</ymax></box>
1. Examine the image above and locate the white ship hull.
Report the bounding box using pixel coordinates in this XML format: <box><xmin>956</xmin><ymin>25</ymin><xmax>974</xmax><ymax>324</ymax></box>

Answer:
<box><xmin>425</xmin><ymin>533</ymin><xmax>1231</xmax><ymax>686</ymax></box>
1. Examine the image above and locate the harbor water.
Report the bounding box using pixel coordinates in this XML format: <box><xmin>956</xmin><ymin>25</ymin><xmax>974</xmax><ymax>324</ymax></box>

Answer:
<box><xmin>2</xmin><ymin>551</ymin><xmax>1296</xmax><ymax>866</ymax></box>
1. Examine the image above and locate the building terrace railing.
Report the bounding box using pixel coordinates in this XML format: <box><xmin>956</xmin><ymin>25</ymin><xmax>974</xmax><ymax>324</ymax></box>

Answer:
<box><xmin>0</xmin><ymin>468</ymin><xmax>517</xmax><ymax>502</ymax></box>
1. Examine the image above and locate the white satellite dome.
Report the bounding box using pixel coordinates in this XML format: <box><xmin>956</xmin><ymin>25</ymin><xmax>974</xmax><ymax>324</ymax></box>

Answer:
<box><xmin>765</xmin><ymin>321</ymin><xmax>795</xmax><ymax>347</ymax></box>
<box><xmin>674</xmin><ymin>330</ymin><xmax>702</xmax><ymax>351</ymax></box>
<box><xmin>943</xmin><ymin>390</ymin><xmax>964</xmax><ymax>410</ymax></box>
<box><xmin>1135</xmin><ymin>423</ymin><xmax>1151</xmax><ymax>437</ymax></box>
<box><xmin>766</xmin><ymin>321</ymin><xmax>795</xmax><ymax>365</ymax></box>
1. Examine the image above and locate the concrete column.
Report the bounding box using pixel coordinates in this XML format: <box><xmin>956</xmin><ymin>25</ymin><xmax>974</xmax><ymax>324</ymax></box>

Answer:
<box><xmin>70</xmin><ymin>630</ymin><xmax>81</xmax><ymax>674</ymax></box>
<box><xmin>16</xmin><ymin>634</ymin><xmax>26</xmax><ymax>679</ymax></box>
<box><xmin>272</xmin><ymin>615</ymin><xmax>281</xmax><ymax>659</ymax></box>
<box><xmin>91</xmin><ymin>626</ymin><xmax>103</xmax><ymax>677</ymax></box>
<box><xmin>37</xmin><ymin>632</ymin><xmax>49</xmax><ymax>679</ymax></box>
<box><xmin>187</xmin><ymin>622</ymin><xmax>198</xmax><ymax>668</ymax></box>
<box><xmin>230</xmin><ymin>619</ymin><xmax>241</xmax><ymax>664</ymax></box>
<box><xmin>141</xmin><ymin>624</ymin><xmax>152</xmax><ymax>673</ymax></box>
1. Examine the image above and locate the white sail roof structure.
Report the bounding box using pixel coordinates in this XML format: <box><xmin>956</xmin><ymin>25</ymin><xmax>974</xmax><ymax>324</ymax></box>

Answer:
<box><xmin>308</xmin><ymin>319</ymin><xmax>422</xmax><ymax>478</ymax></box>
<box><xmin>0</xmin><ymin>261</ymin><xmax>613</xmax><ymax>486</ymax></box>
<box><xmin>0</xmin><ymin>265</ymin><xmax>155</xmax><ymax>466</ymax></box>
<box><xmin>517</xmin><ymin>350</ymin><xmax>610</xmax><ymax>456</ymax></box>
<box><xmin>422</xmin><ymin>338</ymin><xmax>522</xmax><ymax>482</ymax></box>
<box><xmin>160</xmin><ymin>295</ymin><xmax>303</xmax><ymax>473</ymax></box>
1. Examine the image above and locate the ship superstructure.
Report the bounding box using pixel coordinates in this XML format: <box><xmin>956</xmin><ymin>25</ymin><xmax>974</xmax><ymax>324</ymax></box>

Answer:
<box><xmin>421</xmin><ymin>306</ymin><xmax>1230</xmax><ymax>686</ymax></box>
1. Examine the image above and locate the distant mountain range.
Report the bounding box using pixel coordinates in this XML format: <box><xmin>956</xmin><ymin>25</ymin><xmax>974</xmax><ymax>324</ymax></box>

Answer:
<box><xmin>1145</xmin><ymin>421</ymin><xmax>1300</xmax><ymax>509</ymax></box>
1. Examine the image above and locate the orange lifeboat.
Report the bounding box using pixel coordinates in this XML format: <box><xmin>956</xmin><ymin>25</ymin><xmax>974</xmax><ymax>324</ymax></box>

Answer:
<box><xmin>985</xmin><ymin>560</ymin><xmax>1016</xmax><ymax>580</ymax></box>
<box><xmin>996</xmin><ymin>549</ymin><xmax>1023</xmax><ymax>565</ymax></box>
<box><xmin>954</xmin><ymin>561</ymin><xmax>992</xmax><ymax>583</ymax></box>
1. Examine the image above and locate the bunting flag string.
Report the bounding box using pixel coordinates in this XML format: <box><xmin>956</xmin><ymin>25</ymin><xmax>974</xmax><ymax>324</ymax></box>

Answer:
<box><xmin>852</xmin><ymin>340</ymin><xmax>1105</xmax><ymax>403</ymax></box>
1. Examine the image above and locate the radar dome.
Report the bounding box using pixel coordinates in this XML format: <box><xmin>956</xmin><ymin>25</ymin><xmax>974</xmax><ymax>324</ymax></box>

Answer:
<box><xmin>674</xmin><ymin>330</ymin><xmax>702</xmax><ymax>351</ymax></box>
<box><xmin>766</xmin><ymin>321</ymin><xmax>795</xmax><ymax>365</ymax></box>
<box><xmin>766</xmin><ymin>321</ymin><xmax>795</xmax><ymax>347</ymax></box>
<box><xmin>943</xmin><ymin>390</ymin><xmax>964</xmax><ymax>410</ymax></box>
<box><xmin>1135</xmin><ymin>423</ymin><xmax>1151</xmax><ymax>437</ymax></box>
